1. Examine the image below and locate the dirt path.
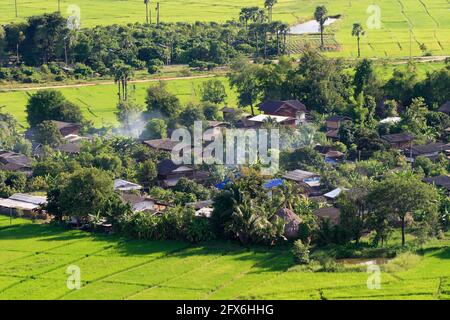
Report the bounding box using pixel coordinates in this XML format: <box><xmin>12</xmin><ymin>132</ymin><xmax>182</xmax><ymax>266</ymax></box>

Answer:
<box><xmin>0</xmin><ymin>74</ymin><xmax>216</xmax><ymax>92</ymax></box>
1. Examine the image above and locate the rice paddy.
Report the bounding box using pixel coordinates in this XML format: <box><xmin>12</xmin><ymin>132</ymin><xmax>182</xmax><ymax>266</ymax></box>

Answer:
<box><xmin>0</xmin><ymin>217</ymin><xmax>449</xmax><ymax>300</ymax></box>
<box><xmin>0</xmin><ymin>1</ymin><xmax>448</xmax><ymax>58</ymax></box>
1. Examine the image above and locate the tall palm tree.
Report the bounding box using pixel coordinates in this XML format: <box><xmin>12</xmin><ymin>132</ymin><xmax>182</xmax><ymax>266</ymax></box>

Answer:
<box><xmin>352</xmin><ymin>22</ymin><xmax>365</xmax><ymax>58</ymax></box>
<box><xmin>278</xmin><ymin>23</ymin><xmax>289</xmax><ymax>54</ymax></box>
<box><xmin>264</xmin><ymin>0</ymin><xmax>278</xmax><ymax>22</ymax></box>
<box><xmin>144</xmin><ymin>0</ymin><xmax>150</xmax><ymax>24</ymax></box>
<box><xmin>314</xmin><ymin>5</ymin><xmax>328</xmax><ymax>48</ymax></box>
<box><xmin>113</xmin><ymin>63</ymin><xmax>134</xmax><ymax>101</ymax></box>
<box><xmin>268</xmin><ymin>21</ymin><xmax>282</xmax><ymax>55</ymax></box>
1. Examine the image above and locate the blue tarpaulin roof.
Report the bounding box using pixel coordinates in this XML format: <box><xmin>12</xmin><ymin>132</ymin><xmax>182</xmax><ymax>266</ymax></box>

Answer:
<box><xmin>215</xmin><ymin>178</ymin><xmax>231</xmax><ymax>190</ymax></box>
<box><xmin>263</xmin><ymin>179</ymin><xmax>284</xmax><ymax>189</ymax></box>
<box><xmin>214</xmin><ymin>173</ymin><xmax>241</xmax><ymax>190</ymax></box>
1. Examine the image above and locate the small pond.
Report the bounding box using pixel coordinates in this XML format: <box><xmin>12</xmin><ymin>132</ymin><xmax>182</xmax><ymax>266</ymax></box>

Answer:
<box><xmin>289</xmin><ymin>18</ymin><xmax>339</xmax><ymax>34</ymax></box>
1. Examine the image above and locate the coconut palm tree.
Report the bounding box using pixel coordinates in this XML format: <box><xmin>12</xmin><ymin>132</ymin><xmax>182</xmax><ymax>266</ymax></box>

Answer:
<box><xmin>264</xmin><ymin>0</ymin><xmax>278</xmax><ymax>22</ymax></box>
<box><xmin>314</xmin><ymin>5</ymin><xmax>328</xmax><ymax>48</ymax></box>
<box><xmin>352</xmin><ymin>22</ymin><xmax>365</xmax><ymax>58</ymax></box>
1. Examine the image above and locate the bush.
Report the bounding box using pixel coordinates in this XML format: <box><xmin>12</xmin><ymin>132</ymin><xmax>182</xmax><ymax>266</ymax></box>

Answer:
<box><xmin>73</xmin><ymin>63</ymin><xmax>94</xmax><ymax>78</ymax></box>
<box><xmin>292</xmin><ymin>240</ymin><xmax>310</xmax><ymax>265</ymax></box>
<box><xmin>185</xmin><ymin>215</ymin><xmax>216</xmax><ymax>243</ymax></box>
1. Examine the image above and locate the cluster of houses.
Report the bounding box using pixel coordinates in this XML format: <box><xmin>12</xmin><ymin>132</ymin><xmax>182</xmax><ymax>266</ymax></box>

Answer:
<box><xmin>1</xmin><ymin>99</ymin><xmax>450</xmax><ymax>235</ymax></box>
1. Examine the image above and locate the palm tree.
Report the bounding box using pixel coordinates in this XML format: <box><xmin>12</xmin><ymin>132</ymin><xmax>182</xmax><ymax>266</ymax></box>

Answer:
<box><xmin>352</xmin><ymin>22</ymin><xmax>365</xmax><ymax>58</ymax></box>
<box><xmin>144</xmin><ymin>0</ymin><xmax>150</xmax><ymax>24</ymax></box>
<box><xmin>270</xmin><ymin>21</ymin><xmax>282</xmax><ymax>55</ymax></box>
<box><xmin>113</xmin><ymin>63</ymin><xmax>134</xmax><ymax>101</ymax></box>
<box><xmin>314</xmin><ymin>5</ymin><xmax>328</xmax><ymax>48</ymax></box>
<box><xmin>278</xmin><ymin>23</ymin><xmax>289</xmax><ymax>54</ymax></box>
<box><xmin>264</xmin><ymin>0</ymin><xmax>278</xmax><ymax>22</ymax></box>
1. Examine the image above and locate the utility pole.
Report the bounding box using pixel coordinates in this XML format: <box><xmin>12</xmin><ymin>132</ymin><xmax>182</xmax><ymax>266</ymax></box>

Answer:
<box><xmin>15</xmin><ymin>0</ymin><xmax>18</xmax><ymax>17</ymax></box>
<box><xmin>58</xmin><ymin>0</ymin><xmax>61</xmax><ymax>13</ymax></box>
<box><xmin>156</xmin><ymin>2</ymin><xmax>160</xmax><ymax>26</ymax></box>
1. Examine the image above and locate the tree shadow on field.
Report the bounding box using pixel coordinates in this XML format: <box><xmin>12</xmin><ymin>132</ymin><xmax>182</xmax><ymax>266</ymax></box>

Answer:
<box><xmin>417</xmin><ymin>246</ymin><xmax>450</xmax><ymax>259</ymax></box>
<box><xmin>0</xmin><ymin>223</ymin><xmax>295</xmax><ymax>272</ymax></box>
<box><xmin>111</xmin><ymin>239</ymin><xmax>294</xmax><ymax>272</ymax></box>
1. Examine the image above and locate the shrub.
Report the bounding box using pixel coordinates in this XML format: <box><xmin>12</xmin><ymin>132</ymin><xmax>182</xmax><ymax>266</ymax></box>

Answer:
<box><xmin>73</xmin><ymin>63</ymin><xmax>94</xmax><ymax>78</ymax></box>
<box><xmin>185</xmin><ymin>216</ymin><xmax>216</xmax><ymax>243</ymax></box>
<box><xmin>292</xmin><ymin>240</ymin><xmax>310</xmax><ymax>265</ymax></box>
<box><xmin>382</xmin><ymin>252</ymin><xmax>421</xmax><ymax>272</ymax></box>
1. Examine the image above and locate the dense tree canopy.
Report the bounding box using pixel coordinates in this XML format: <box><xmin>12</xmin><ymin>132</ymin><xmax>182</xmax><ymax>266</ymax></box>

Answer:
<box><xmin>26</xmin><ymin>90</ymin><xmax>83</xmax><ymax>127</ymax></box>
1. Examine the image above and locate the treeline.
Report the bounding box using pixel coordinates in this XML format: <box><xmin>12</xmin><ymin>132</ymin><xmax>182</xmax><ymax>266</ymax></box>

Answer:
<box><xmin>0</xmin><ymin>11</ymin><xmax>289</xmax><ymax>82</ymax></box>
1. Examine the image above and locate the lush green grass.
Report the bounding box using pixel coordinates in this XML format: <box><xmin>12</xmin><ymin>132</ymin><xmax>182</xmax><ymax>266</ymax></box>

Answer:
<box><xmin>0</xmin><ymin>1</ymin><xmax>449</xmax><ymax>57</ymax></box>
<box><xmin>0</xmin><ymin>218</ymin><xmax>448</xmax><ymax>300</ymax></box>
<box><xmin>0</xmin><ymin>76</ymin><xmax>237</xmax><ymax>128</ymax></box>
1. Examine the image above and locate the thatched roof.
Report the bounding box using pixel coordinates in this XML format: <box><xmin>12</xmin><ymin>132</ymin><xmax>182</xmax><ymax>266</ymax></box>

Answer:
<box><xmin>276</xmin><ymin>208</ymin><xmax>302</xmax><ymax>240</ymax></box>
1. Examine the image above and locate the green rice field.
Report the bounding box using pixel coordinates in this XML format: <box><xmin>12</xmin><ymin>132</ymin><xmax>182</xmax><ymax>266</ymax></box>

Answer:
<box><xmin>0</xmin><ymin>76</ymin><xmax>237</xmax><ymax>128</ymax></box>
<box><xmin>0</xmin><ymin>216</ymin><xmax>449</xmax><ymax>300</ymax></box>
<box><xmin>0</xmin><ymin>0</ymin><xmax>449</xmax><ymax>57</ymax></box>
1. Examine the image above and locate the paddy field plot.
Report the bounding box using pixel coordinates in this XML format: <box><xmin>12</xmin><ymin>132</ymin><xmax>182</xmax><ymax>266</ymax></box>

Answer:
<box><xmin>0</xmin><ymin>0</ymin><xmax>449</xmax><ymax>57</ymax></box>
<box><xmin>0</xmin><ymin>218</ymin><xmax>449</xmax><ymax>300</ymax></box>
<box><xmin>0</xmin><ymin>76</ymin><xmax>237</xmax><ymax>128</ymax></box>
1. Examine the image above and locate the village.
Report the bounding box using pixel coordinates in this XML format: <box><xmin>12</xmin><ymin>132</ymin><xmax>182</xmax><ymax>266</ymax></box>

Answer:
<box><xmin>0</xmin><ymin>1</ymin><xmax>449</xmax><ymax>301</ymax></box>
<box><xmin>1</xmin><ymin>96</ymin><xmax>450</xmax><ymax>242</ymax></box>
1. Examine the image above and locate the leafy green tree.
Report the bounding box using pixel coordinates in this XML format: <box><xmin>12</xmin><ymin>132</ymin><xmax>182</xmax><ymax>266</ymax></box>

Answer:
<box><xmin>384</xmin><ymin>66</ymin><xmax>418</xmax><ymax>106</ymax></box>
<box><xmin>202</xmin><ymin>102</ymin><xmax>220</xmax><ymax>120</ymax></box>
<box><xmin>414</xmin><ymin>68</ymin><xmax>450</xmax><ymax>107</ymax></box>
<box><xmin>92</xmin><ymin>153</ymin><xmax>122</xmax><ymax>175</ymax></box>
<box><xmin>140</xmin><ymin>118</ymin><xmax>167</xmax><ymax>140</ymax></box>
<box><xmin>367</xmin><ymin>172</ymin><xmax>439</xmax><ymax>246</ymax></box>
<box><xmin>173</xmin><ymin>177</ymin><xmax>210</xmax><ymax>201</ymax></box>
<box><xmin>46</xmin><ymin>167</ymin><xmax>116</xmax><ymax>219</ymax></box>
<box><xmin>145</xmin><ymin>82</ymin><xmax>180</xmax><ymax>118</ymax></box>
<box><xmin>137</xmin><ymin>159</ymin><xmax>157</xmax><ymax>188</ymax></box>
<box><xmin>314</xmin><ymin>6</ymin><xmax>328</xmax><ymax>48</ymax></box>
<box><xmin>400</xmin><ymin>97</ymin><xmax>431</xmax><ymax>140</ymax></box>
<box><xmin>292</xmin><ymin>240</ymin><xmax>310</xmax><ymax>264</ymax></box>
<box><xmin>178</xmin><ymin>103</ymin><xmax>205</xmax><ymax>127</ymax></box>
<box><xmin>4</xmin><ymin>23</ymin><xmax>26</xmax><ymax>63</ymax></box>
<box><xmin>228</xmin><ymin>63</ymin><xmax>262</xmax><ymax>115</ymax></box>
<box><xmin>26</xmin><ymin>90</ymin><xmax>83</xmax><ymax>126</ymax></box>
<box><xmin>382</xmin><ymin>99</ymin><xmax>399</xmax><ymax>117</ymax></box>
<box><xmin>353</xmin><ymin>59</ymin><xmax>381</xmax><ymax>98</ymax></box>
<box><xmin>337</xmin><ymin>186</ymin><xmax>369</xmax><ymax>244</ymax></box>
<box><xmin>0</xmin><ymin>171</ymin><xmax>27</xmax><ymax>198</ymax></box>
<box><xmin>201</xmin><ymin>79</ymin><xmax>227</xmax><ymax>105</ymax></box>
<box><xmin>280</xmin><ymin>146</ymin><xmax>325</xmax><ymax>171</ymax></box>
<box><xmin>284</xmin><ymin>47</ymin><xmax>351</xmax><ymax>113</ymax></box>
<box><xmin>35</xmin><ymin>120</ymin><xmax>63</xmax><ymax>147</ymax></box>
<box><xmin>21</xmin><ymin>12</ymin><xmax>69</xmax><ymax>65</ymax></box>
